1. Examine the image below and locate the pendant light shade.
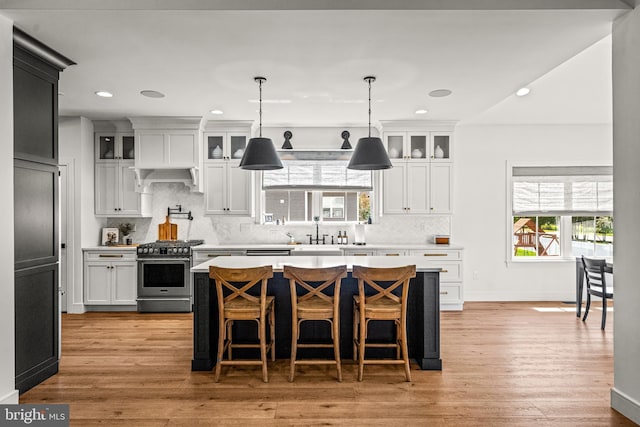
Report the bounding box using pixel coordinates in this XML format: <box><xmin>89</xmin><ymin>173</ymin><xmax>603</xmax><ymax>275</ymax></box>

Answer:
<box><xmin>347</xmin><ymin>76</ymin><xmax>392</xmax><ymax>170</ymax></box>
<box><xmin>239</xmin><ymin>77</ymin><xmax>283</xmax><ymax>170</ymax></box>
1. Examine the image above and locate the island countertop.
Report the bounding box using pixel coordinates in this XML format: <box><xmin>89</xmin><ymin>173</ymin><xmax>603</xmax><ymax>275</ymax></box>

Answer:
<box><xmin>191</xmin><ymin>255</ymin><xmax>444</xmax><ymax>273</ymax></box>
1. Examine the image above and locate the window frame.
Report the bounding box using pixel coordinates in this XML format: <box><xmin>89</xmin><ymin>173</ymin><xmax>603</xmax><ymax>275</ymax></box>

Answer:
<box><xmin>506</xmin><ymin>161</ymin><xmax>613</xmax><ymax>264</ymax></box>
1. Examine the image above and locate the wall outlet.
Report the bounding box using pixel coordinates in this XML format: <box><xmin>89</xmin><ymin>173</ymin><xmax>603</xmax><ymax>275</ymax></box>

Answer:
<box><xmin>473</xmin><ymin>270</ymin><xmax>479</xmax><ymax>280</ymax></box>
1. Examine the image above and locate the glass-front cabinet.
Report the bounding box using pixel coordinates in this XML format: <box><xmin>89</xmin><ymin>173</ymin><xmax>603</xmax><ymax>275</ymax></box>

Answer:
<box><xmin>206</xmin><ymin>133</ymin><xmax>248</xmax><ymax>162</ymax></box>
<box><xmin>97</xmin><ymin>133</ymin><xmax>135</xmax><ymax>161</ymax></box>
<box><xmin>384</xmin><ymin>131</ymin><xmax>451</xmax><ymax>161</ymax></box>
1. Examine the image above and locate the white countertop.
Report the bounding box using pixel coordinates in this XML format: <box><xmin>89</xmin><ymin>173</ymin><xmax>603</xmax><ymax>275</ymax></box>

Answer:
<box><xmin>192</xmin><ymin>243</ymin><xmax>463</xmax><ymax>251</ymax></box>
<box><xmin>191</xmin><ymin>255</ymin><xmax>443</xmax><ymax>273</ymax></box>
<box><xmin>82</xmin><ymin>246</ymin><xmax>138</xmax><ymax>251</ymax></box>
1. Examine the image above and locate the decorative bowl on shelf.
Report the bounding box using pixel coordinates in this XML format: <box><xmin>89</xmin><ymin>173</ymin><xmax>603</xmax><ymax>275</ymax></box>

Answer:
<box><xmin>411</xmin><ymin>148</ymin><xmax>423</xmax><ymax>158</ymax></box>
<box><xmin>233</xmin><ymin>149</ymin><xmax>245</xmax><ymax>159</ymax></box>
<box><xmin>388</xmin><ymin>147</ymin><xmax>400</xmax><ymax>158</ymax></box>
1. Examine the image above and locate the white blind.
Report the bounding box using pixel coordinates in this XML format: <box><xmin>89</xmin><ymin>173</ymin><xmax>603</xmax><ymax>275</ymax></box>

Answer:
<box><xmin>512</xmin><ymin>166</ymin><xmax>613</xmax><ymax>216</ymax></box>
<box><xmin>263</xmin><ymin>160</ymin><xmax>372</xmax><ymax>190</ymax></box>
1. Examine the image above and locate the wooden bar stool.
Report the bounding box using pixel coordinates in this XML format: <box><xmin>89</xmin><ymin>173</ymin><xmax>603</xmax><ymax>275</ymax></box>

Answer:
<box><xmin>284</xmin><ymin>265</ymin><xmax>348</xmax><ymax>382</ymax></box>
<box><xmin>209</xmin><ymin>265</ymin><xmax>275</xmax><ymax>383</ymax></box>
<box><xmin>352</xmin><ymin>264</ymin><xmax>416</xmax><ymax>381</ymax></box>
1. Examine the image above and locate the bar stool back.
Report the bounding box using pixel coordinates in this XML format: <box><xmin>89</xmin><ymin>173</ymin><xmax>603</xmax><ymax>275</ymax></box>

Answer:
<box><xmin>352</xmin><ymin>264</ymin><xmax>416</xmax><ymax>381</ymax></box>
<box><xmin>209</xmin><ymin>265</ymin><xmax>275</xmax><ymax>382</ymax></box>
<box><xmin>284</xmin><ymin>265</ymin><xmax>348</xmax><ymax>382</ymax></box>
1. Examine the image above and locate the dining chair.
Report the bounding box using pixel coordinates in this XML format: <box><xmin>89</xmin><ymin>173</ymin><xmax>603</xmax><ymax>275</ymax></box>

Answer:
<box><xmin>581</xmin><ymin>256</ymin><xmax>614</xmax><ymax>329</ymax></box>
<box><xmin>352</xmin><ymin>264</ymin><xmax>416</xmax><ymax>381</ymax></box>
<box><xmin>209</xmin><ymin>265</ymin><xmax>275</xmax><ymax>382</ymax></box>
<box><xmin>284</xmin><ymin>265</ymin><xmax>348</xmax><ymax>382</ymax></box>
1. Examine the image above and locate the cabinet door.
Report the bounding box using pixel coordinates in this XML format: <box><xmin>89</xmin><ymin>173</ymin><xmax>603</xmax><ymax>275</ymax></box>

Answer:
<box><xmin>84</xmin><ymin>262</ymin><xmax>111</xmax><ymax>304</ymax></box>
<box><xmin>205</xmin><ymin>163</ymin><xmax>227</xmax><ymax>214</ymax></box>
<box><xmin>95</xmin><ymin>163</ymin><xmax>119</xmax><ymax>215</ymax></box>
<box><xmin>382</xmin><ymin>161</ymin><xmax>406</xmax><ymax>214</ymax></box>
<box><xmin>430</xmin><ymin>132</ymin><xmax>452</xmax><ymax>161</ymax></box>
<box><xmin>167</xmin><ymin>133</ymin><xmax>196</xmax><ymax>166</ymax></box>
<box><xmin>406</xmin><ymin>162</ymin><xmax>429</xmax><ymax>214</ymax></box>
<box><xmin>384</xmin><ymin>132</ymin><xmax>405</xmax><ymax>160</ymax></box>
<box><xmin>112</xmin><ymin>262</ymin><xmax>137</xmax><ymax>304</ymax></box>
<box><xmin>118</xmin><ymin>164</ymin><xmax>140</xmax><ymax>215</ymax></box>
<box><xmin>429</xmin><ymin>163</ymin><xmax>452</xmax><ymax>214</ymax></box>
<box><xmin>227</xmin><ymin>165</ymin><xmax>251</xmax><ymax>215</ymax></box>
<box><xmin>137</xmin><ymin>133</ymin><xmax>165</xmax><ymax>167</ymax></box>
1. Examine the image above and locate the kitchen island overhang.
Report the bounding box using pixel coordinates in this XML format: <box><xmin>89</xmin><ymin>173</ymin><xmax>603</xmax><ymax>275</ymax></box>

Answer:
<box><xmin>190</xmin><ymin>255</ymin><xmax>442</xmax><ymax>372</ymax></box>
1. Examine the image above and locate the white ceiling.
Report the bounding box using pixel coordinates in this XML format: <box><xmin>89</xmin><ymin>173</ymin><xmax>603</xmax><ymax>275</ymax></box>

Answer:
<box><xmin>0</xmin><ymin>2</ymin><xmax>628</xmax><ymax>125</ymax></box>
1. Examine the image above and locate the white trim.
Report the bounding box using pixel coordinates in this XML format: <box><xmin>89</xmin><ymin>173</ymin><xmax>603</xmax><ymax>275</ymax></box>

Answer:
<box><xmin>611</xmin><ymin>387</ymin><xmax>640</xmax><ymax>425</ymax></box>
<box><xmin>0</xmin><ymin>389</ymin><xmax>19</xmax><ymax>404</ymax></box>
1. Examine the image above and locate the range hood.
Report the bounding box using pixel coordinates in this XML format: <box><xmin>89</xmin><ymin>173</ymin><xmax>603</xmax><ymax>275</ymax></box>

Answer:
<box><xmin>133</xmin><ymin>167</ymin><xmax>201</xmax><ymax>193</ymax></box>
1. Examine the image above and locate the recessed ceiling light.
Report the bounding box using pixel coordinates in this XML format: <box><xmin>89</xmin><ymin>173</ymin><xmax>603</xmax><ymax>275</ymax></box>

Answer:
<box><xmin>140</xmin><ymin>90</ymin><xmax>165</xmax><ymax>98</ymax></box>
<box><xmin>210</xmin><ymin>109</ymin><xmax>224</xmax><ymax>115</ymax></box>
<box><xmin>429</xmin><ymin>89</ymin><xmax>452</xmax><ymax>98</ymax></box>
<box><xmin>415</xmin><ymin>109</ymin><xmax>428</xmax><ymax>115</ymax></box>
<box><xmin>95</xmin><ymin>91</ymin><xmax>113</xmax><ymax>98</ymax></box>
<box><xmin>516</xmin><ymin>87</ymin><xmax>531</xmax><ymax>97</ymax></box>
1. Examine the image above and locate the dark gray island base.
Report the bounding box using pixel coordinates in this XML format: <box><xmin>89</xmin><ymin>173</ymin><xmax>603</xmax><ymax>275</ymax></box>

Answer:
<box><xmin>191</xmin><ymin>262</ymin><xmax>442</xmax><ymax>372</ymax></box>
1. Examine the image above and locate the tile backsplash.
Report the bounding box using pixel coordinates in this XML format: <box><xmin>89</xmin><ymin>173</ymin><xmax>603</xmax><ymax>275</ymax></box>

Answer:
<box><xmin>107</xmin><ymin>183</ymin><xmax>451</xmax><ymax>245</ymax></box>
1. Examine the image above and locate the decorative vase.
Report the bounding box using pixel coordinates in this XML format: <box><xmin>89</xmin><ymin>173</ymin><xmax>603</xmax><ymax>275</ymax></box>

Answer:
<box><xmin>434</xmin><ymin>145</ymin><xmax>445</xmax><ymax>159</ymax></box>
<box><xmin>211</xmin><ymin>146</ymin><xmax>223</xmax><ymax>159</ymax></box>
<box><xmin>411</xmin><ymin>148</ymin><xmax>423</xmax><ymax>158</ymax></box>
<box><xmin>388</xmin><ymin>147</ymin><xmax>400</xmax><ymax>158</ymax></box>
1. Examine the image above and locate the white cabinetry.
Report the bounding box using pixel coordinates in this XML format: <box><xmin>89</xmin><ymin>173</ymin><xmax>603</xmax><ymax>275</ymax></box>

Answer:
<box><xmin>410</xmin><ymin>249</ymin><xmax>463</xmax><ymax>311</ymax></box>
<box><xmin>94</xmin><ymin>131</ymin><xmax>151</xmax><ymax>217</ymax></box>
<box><xmin>380</xmin><ymin>123</ymin><xmax>454</xmax><ymax>216</ymax></box>
<box><xmin>203</xmin><ymin>123</ymin><xmax>253</xmax><ymax>216</ymax></box>
<box><xmin>83</xmin><ymin>250</ymin><xmax>137</xmax><ymax>306</ymax></box>
<box><xmin>192</xmin><ymin>249</ymin><xmax>246</xmax><ymax>266</ymax></box>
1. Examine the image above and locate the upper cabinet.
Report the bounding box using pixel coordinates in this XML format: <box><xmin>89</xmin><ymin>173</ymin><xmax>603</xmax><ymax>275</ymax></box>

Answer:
<box><xmin>94</xmin><ymin>129</ymin><xmax>151</xmax><ymax>217</ymax></box>
<box><xmin>380</xmin><ymin>121</ymin><xmax>455</xmax><ymax>216</ymax></box>
<box><xmin>203</xmin><ymin>121</ymin><xmax>254</xmax><ymax>216</ymax></box>
<box><xmin>384</xmin><ymin>131</ymin><xmax>452</xmax><ymax>161</ymax></box>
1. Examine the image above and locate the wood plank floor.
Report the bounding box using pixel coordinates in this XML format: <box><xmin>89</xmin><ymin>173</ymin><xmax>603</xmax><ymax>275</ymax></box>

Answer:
<box><xmin>21</xmin><ymin>302</ymin><xmax>635</xmax><ymax>426</ymax></box>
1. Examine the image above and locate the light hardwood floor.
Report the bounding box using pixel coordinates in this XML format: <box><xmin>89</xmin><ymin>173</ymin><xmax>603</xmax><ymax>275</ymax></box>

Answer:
<box><xmin>21</xmin><ymin>302</ymin><xmax>635</xmax><ymax>426</ymax></box>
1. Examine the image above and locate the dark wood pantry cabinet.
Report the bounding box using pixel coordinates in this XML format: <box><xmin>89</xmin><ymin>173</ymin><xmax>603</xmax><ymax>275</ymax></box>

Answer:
<box><xmin>13</xmin><ymin>27</ymin><xmax>74</xmax><ymax>393</ymax></box>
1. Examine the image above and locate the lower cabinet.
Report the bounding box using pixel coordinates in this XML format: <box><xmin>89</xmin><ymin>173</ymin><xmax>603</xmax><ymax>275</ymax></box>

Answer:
<box><xmin>410</xmin><ymin>249</ymin><xmax>463</xmax><ymax>311</ymax></box>
<box><xmin>83</xmin><ymin>250</ymin><xmax>137</xmax><ymax>305</ymax></box>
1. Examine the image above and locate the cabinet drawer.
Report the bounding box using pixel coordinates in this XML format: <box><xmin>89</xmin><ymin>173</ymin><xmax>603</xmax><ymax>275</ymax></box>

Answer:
<box><xmin>375</xmin><ymin>250</ymin><xmax>409</xmax><ymax>256</ymax></box>
<box><xmin>439</xmin><ymin>284</ymin><xmax>461</xmax><ymax>303</ymax></box>
<box><xmin>422</xmin><ymin>261</ymin><xmax>461</xmax><ymax>282</ymax></box>
<box><xmin>84</xmin><ymin>251</ymin><xmax>136</xmax><ymax>261</ymax></box>
<box><xmin>410</xmin><ymin>249</ymin><xmax>461</xmax><ymax>260</ymax></box>
<box><xmin>342</xmin><ymin>249</ymin><xmax>376</xmax><ymax>256</ymax></box>
<box><xmin>193</xmin><ymin>250</ymin><xmax>245</xmax><ymax>265</ymax></box>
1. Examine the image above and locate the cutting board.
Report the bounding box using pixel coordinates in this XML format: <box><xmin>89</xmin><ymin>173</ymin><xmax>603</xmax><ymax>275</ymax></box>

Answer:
<box><xmin>158</xmin><ymin>216</ymin><xmax>178</xmax><ymax>240</ymax></box>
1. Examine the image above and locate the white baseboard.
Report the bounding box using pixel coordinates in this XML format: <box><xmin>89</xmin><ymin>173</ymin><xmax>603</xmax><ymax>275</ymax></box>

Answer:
<box><xmin>0</xmin><ymin>389</ymin><xmax>19</xmax><ymax>404</ymax></box>
<box><xmin>611</xmin><ymin>387</ymin><xmax>640</xmax><ymax>424</ymax></box>
<box><xmin>66</xmin><ymin>303</ymin><xmax>86</xmax><ymax>314</ymax></box>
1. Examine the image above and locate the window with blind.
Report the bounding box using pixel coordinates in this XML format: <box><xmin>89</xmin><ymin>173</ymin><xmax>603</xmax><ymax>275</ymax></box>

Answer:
<box><xmin>262</xmin><ymin>160</ymin><xmax>372</xmax><ymax>223</ymax></box>
<box><xmin>510</xmin><ymin>166</ymin><xmax>613</xmax><ymax>258</ymax></box>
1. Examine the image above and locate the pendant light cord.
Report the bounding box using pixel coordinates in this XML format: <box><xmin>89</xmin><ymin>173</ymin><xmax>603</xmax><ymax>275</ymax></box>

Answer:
<box><xmin>258</xmin><ymin>78</ymin><xmax>263</xmax><ymax>137</ymax></box>
<box><xmin>367</xmin><ymin>78</ymin><xmax>372</xmax><ymax>138</ymax></box>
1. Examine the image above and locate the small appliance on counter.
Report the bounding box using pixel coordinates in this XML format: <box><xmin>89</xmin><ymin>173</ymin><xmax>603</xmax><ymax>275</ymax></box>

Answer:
<box><xmin>354</xmin><ymin>224</ymin><xmax>366</xmax><ymax>245</ymax></box>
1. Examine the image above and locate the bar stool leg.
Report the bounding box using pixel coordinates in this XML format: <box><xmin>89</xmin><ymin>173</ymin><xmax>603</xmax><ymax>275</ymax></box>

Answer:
<box><xmin>289</xmin><ymin>318</ymin><xmax>298</xmax><ymax>382</ymax></box>
<box><xmin>269</xmin><ymin>303</ymin><xmax>276</xmax><ymax>361</ymax></box>
<box><xmin>352</xmin><ymin>302</ymin><xmax>358</xmax><ymax>361</ymax></box>
<box><xmin>400</xmin><ymin>317</ymin><xmax>411</xmax><ymax>382</ymax></box>
<box><xmin>357</xmin><ymin>315</ymin><xmax>366</xmax><ymax>381</ymax></box>
<box><xmin>214</xmin><ymin>318</ymin><xmax>226</xmax><ymax>383</ymax></box>
<box><xmin>332</xmin><ymin>318</ymin><xmax>342</xmax><ymax>382</ymax></box>
<box><xmin>259</xmin><ymin>317</ymin><xmax>268</xmax><ymax>383</ymax></box>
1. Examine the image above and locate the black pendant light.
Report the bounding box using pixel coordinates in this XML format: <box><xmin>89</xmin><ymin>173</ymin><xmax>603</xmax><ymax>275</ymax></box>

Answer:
<box><xmin>239</xmin><ymin>77</ymin><xmax>283</xmax><ymax>170</ymax></box>
<box><xmin>347</xmin><ymin>76</ymin><xmax>392</xmax><ymax>170</ymax></box>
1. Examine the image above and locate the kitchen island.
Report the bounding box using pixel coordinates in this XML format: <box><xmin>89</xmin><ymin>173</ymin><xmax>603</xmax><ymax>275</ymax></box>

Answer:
<box><xmin>190</xmin><ymin>256</ymin><xmax>442</xmax><ymax>372</ymax></box>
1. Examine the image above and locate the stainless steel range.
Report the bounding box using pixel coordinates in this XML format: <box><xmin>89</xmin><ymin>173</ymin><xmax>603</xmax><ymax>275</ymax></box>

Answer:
<box><xmin>136</xmin><ymin>240</ymin><xmax>204</xmax><ymax>312</ymax></box>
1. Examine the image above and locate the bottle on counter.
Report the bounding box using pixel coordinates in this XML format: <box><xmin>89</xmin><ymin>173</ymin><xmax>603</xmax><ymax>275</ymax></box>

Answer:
<box><xmin>343</xmin><ymin>230</ymin><xmax>348</xmax><ymax>245</ymax></box>
<box><xmin>337</xmin><ymin>231</ymin><xmax>343</xmax><ymax>245</ymax></box>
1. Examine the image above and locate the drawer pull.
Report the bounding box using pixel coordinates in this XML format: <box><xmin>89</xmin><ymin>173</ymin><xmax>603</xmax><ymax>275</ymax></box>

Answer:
<box><xmin>424</xmin><ymin>253</ymin><xmax>447</xmax><ymax>257</ymax></box>
<box><xmin>440</xmin><ymin>269</ymin><xmax>449</xmax><ymax>273</ymax></box>
<box><xmin>353</xmin><ymin>253</ymin><xmax>369</xmax><ymax>256</ymax></box>
<box><xmin>208</xmin><ymin>254</ymin><xmax>232</xmax><ymax>257</ymax></box>
<box><xmin>440</xmin><ymin>291</ymin><xmax>449</xmax><ymax>295</ymax></box>
<box><xmin>99</xmin><ymin>254</ymin><xmax>124</xmax><ymax>258</ymax></box>
<box><xmin>385</xmin><ymin>253</ymin><xmax>400</xmax><ymax>256</ymax></box>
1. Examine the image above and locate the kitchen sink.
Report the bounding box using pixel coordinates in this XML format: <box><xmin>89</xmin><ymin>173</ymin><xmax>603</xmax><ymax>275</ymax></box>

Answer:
<box><xmin>291</xmin><ymin>245</ymin><xmax>344</xmax><ymax>256</ymax></box>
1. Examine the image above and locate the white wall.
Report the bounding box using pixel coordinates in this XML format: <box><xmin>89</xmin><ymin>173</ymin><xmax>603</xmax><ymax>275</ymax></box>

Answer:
<box><xmin>0</xmin><ymin>15</ymin><xmax>18</xmax><ymax>404</ymax></box>
<box><xmin>454</xmin><ymin>123</ymin><xmax>612</xmax><ymax>302</ymax></box>
<box><xmin>611</xmin><ymin>7</ymin><xmax>640</xmax><ymax>423</ymax></box>
<box><xmin>59</xmin><ymin>116</ymin><xmax>102</xmax><ymax>313</ymax></box>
